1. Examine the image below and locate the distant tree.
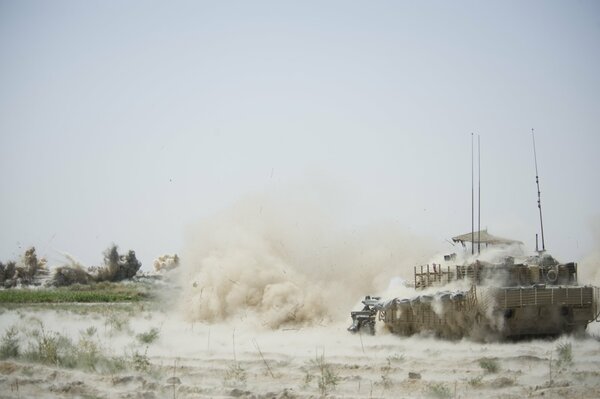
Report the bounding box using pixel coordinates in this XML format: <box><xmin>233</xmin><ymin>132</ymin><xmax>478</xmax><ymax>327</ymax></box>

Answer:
<box><xmin>50</xmin><ymin>245</ymin><xmax>142</xmax><ymax>286</ymax></box>
<box><xmin>23</xmin><ymin>247</ymin><xmax>39</xmax><ymax>277</ymax></box>
<box><xmin>96</xmin><ymin>245</ymin><xmax>142</xmax><ymax>282</ymax></box>
<box><xmin>52</xmin><ymin>265</ymin><xmax>94</xmax><ymax>286</ymax></box>
<box><xmin>2</xmin><ymin>261</ymin><xmax>17</xmax><ymax>288</ymax></box>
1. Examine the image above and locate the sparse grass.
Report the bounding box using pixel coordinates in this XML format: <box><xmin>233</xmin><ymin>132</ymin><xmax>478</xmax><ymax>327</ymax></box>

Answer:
<box><xmin>3</xmin><ymin>320</ymin><xmax>127</xmax><ymax>374</ymax></box>
<box><xmin>136</xmin><ymin>327</ymin><xmax>160</xmax><ymax>345</ymax></box>
<box><xmin>386</xmin><ymin>353</ymin><xmax>405</xmax><ymax>363</ymax></box>
<box><xmin>372</xmin><ymin>354</ymin><xmax>402</xmax><ymax>390</ymax></box>
<box><xmin>73</xmin><ymin>327</ymin><xmax>125</xmax><ymax>373</ymax></box>
<box><xmin>131</xmin><ymin>347</ymin><xmax>151</xmax><ymax>372</ymax></box>
<box><xmin>302</xmin><ymin>369</ymin><xmax>313</xmax><ymax>387</ymax></box>
<box><xmin>84</xmin><ymin>326</ymin><xmax>97</xmax><ymax>337</ymax></box>
<box><xmin>224</xmin><ymin>362</ymin><xmax>247</xmax><ymax>386</ymax></box>
<box><xmin>468</xmin><ymin>375</ymin><xmax>483</xmax><ymax>387</ymax></box>
<box><xmin>23</xmin><ymin>323</ymin><xmax>74</xmax><ymax>366</ymax></box>
<box><xmin>307</xmin><ymin>351</ymin><xmax>340</xmax><ymax>396</ymax></box>
<box><xmin>478</xmin><ymin>357</ymin><xmax>500</xmax><ymax>374</ymax></box>
<box><xmin>105</xmin><ymin>312</ymin><xmax>131</xmax><ymax>334</ymax></box>
<box><xmin>104</xmin><ymin>355</ymin><xmax>127</xmax><ymax>374</ymax></box>
<box><xmin>426</xmin><ymin>382</ymin><xmax>452</xmax><ymax>398</ymax></box>
<box><xmin>74</xmin><ymin>331</ymin><xmax>100</xmax><ymax>370</ymax></box>
<box><xmin>379</xmin><ymin>358</ymin><xmax>393</xmax><ymax>390</ymax></box>
<box><xmin>130</xmin><ymin>327</ymin><xmax>160</xmax><ymax>374</ymax></box>
<box><xmin>490</xmin><ymin>376</ymin><xmax>514</xmax><ymax>388</ymax></box>
<box><xmin>556</xmin><ymin>341</ymin><xmax>573</xmax><ymax>369</ymax></box>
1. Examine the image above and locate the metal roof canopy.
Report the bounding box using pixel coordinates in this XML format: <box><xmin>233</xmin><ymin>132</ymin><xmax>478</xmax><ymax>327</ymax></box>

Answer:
<box><xmin>452</xmin><ymin>230</ymin><xmax>523</xmax><ymax>246</ymax></box>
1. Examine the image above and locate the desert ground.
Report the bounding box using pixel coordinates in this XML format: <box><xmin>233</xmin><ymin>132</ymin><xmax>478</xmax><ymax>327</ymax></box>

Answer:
<box><xmin>1</xmin><ymin>299</ymin><xmax>599</xmax><ymax>399</ymax></box>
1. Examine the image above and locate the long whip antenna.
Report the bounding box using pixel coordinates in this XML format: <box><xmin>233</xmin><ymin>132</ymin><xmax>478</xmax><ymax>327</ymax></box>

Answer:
<box><xmin>471</xmin><ymin>133</ymin><xmax>474</xmax><ymax>255</ymax></box>
<box><xmin>531</xmin><ymin>128</ymin><xmax>546</xmax><ymax>252</ymax></box>
<box><xmin>478</xmin><ymin>134</ymin><xmax>481</xmax><ymax>254</ymax></box>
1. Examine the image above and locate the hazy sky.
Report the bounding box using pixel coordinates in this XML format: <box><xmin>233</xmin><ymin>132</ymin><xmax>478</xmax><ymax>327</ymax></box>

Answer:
<box><xmin>1</xmin><ymin>1</ymin><xmax>599</xmax><ymax>269</ymax></box>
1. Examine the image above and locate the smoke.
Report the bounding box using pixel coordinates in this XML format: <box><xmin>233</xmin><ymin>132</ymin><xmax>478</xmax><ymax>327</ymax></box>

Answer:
<box><xmin>153</xmin><ymin>254</ymin><xmax>180</xmax><ymax>274</ymax></box>
<box><xmin>178</xmin><ymin>188</ymin><xmax>435</xmax><ymax>328</ymax></box>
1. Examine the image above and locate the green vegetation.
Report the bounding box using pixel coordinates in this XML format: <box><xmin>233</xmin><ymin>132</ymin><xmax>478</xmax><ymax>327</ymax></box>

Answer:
<box><xmin>0</xmin><ymin>326</ymin><xmax>20</xmax><ymax>359</ymax></box>
<box><xmin>136</xmin><ymin>327</ymin><xmax>160</xmax><ymax>345</ymax></box>
<box><xmin>1</xmin><ymin>245</ymin><xmax>143</xmax><ymax>288</ymax></box>
<box><xmin>0</xmin><ymin>284</ymin><xmax>149</xmax><ymax>303</ymax></box>
<box><xmin>131</xmin><ymin>347</ymin><xmax>151</xmax><ymax>372</ymax></box>
<box><xmin>0</xmin><ymin>247</ymin><xmax>49</xmax><ymax>288</ymax></box>
<box><xmin>478</xmin><ymin>357</ymin><xmax>500</xmax><ymax>374</ymax></box>
<box><xmin>386</xmin><ymin>353</ymin><xmax>405</xmax><ymax>363</ymax></box>
<box><xmin>302</xmin><ymin>368</ymin><xmax>313</xmax><ymax>387</ymax></box>
<box><xmin>306</xmin><ymin>351</ymin><xmax>340</xmax><ymax>396</ymax></box>
<box><xmin>105</xmin><ymin>312</ymin><xmax>132</xmax><ymax>334</ymax></box>
<box><xmin>426</xmin><ymin>382</ymin><xmax>452</xmax><ymax>398</ymax></box>
<box><xmin>468</xmin><ymin>375</ymin><xmax>483</xmax><ymax>387</ymax></box>
<box><xmin>556</xmin><ymin>341</ymin><xmax>573</xmax><ymax>369</ymax></box>
<box><xmin>0</xmin><ymin>321</ymin><xmax>139</xmax><ymax>374</ymax></box>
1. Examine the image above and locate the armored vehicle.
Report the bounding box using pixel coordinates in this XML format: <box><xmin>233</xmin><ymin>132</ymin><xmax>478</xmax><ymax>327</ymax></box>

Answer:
<box><xmin>348</xmin><ymin>230</ymin><xmax>600</xmax><ymax>340</ymax></box>
<box><xmin>349</xmin><ymin>132</ymin><xmax>600</xmax><ymax>340</ymax></box>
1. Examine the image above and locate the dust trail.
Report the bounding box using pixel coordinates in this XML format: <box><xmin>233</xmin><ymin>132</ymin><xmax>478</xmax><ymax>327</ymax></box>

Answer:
<box><xmin>579</xmin><ymin>217</ymin><xmax>600</xmax><ymax>334</ymax></box>
<box><xmin>578</xmin><ymin>216</ymin><xmax>600</xmax><ymax>287</ymax></box>
<box><xmin>178</xmin><ymin>189</ymin><xmax>435</xmax><ymax>328</ymax></box>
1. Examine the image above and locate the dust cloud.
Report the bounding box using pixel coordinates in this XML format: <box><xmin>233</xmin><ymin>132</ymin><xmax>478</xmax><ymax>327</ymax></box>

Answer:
<box><xmin>178</xmin><ymin>190</ymin><xmax>435</xmax><ymax>328</ymax></box>
<box><xmin>577</xmin><ymin>215</ymin><xmax>600</xmax><ymax>287</ymax></box>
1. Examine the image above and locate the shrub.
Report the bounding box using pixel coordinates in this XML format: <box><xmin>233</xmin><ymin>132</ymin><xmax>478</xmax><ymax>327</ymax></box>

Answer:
<box><xmin>468</xmin><ymin>375</ymin><xmax>483</xmax><ymax>387</ymax></box>
<box><xmin>75</xmin><ymin>331</ymin><xmax>101</xmax><ymax>371</ymax></box>
<box><xmin>4</xmin><ymin>322</ymin><xmax>125</xmax><ymax>374</ymax></box>
<box><xmin>478</xmin><ymin>357</ymin><xmax>500</xmax><ymax>374</ymax></box>
<box><xmin>302</xmin><ymin>369</ymin><xmax>313</xmax><ymax>387</ymax></box>
<box><xmin>131</xmin><ymin>348</ymin><xmax>151</xmax><ymax>372</ymax></box>
<box><xmin>0</xmin><ymin>326</ymin><xmax>20</xmax><ymax>359</ymax></box>
<box><xmin>51</xmin><ymin>265</ymin><xmax>94</xmax><ymax>287</ymax></box>
<box><xmin>102</xmin><ymin>355</ymin><xmax>127</xmax><ymax>374</ymax></box>
<box><xmin>84</xmin><ymin>326</ymin><xmax>97</xmax><ymax>337</ymax></box>
<box><xmin>136</xmin><ymin>328</ymin><xmax>160</xmax><ymax>345</ymax></box>
<box><xmin>105</xmin><ymin>312</ymin><xmax>131</xmax><ymax>334</ymax></box>
<box><xmin>426</xmin><ymin>382</ymin><xmax>451</xmax><ymax>398</ymax></box>
<box><xmin>309</xmin><ymin>352</ymin><xmax>340</xmax><ymax>396</ymax></box>
<box><xmin>387</xmin><ymin>353</ymin><xmax>405</xmax><ymax>363</ymax></box>
<box><xmin>23</xmin><ymin>324</ymin><xmax>75</xmax><ymax>366</ymax></box>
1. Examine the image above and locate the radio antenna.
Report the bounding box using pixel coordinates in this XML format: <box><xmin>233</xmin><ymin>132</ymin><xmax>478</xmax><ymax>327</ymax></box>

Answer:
<box><xmin>531</xmin><ymin>128</ymin><xmax>546</xmax><ymax>252</ymax></box>
<box><xmin>471</xmin><ymin>133</ymin><xmax>474</xmax><ymax>255</ymax></box>
<box><xmin>477</xmin><ymin>134</ymin><xmax>481</xmax><ymax>254</ymax></box>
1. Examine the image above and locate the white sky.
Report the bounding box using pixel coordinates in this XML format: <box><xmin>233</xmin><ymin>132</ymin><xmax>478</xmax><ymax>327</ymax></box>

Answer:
<box><xmin>1</xmin><ymin>1</ymin><xmax>599</xmax><ymax>269</ymax></box>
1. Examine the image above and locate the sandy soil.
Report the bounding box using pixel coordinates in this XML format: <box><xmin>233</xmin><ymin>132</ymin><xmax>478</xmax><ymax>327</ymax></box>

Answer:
<box><xmin>1</xmin><ymin>305</ymin><xmax>599</xmax><ymax>399</ymax></box>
